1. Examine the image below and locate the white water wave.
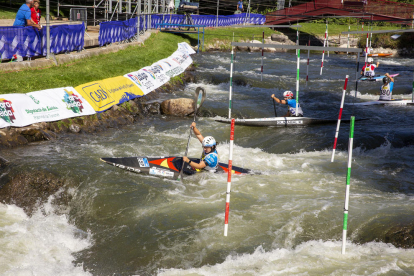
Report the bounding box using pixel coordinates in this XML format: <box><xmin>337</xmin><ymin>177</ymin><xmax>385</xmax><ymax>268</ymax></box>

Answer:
<box><xmin>0</xmin><ymin>200</ymin><xmax>92</xmax><ymax>275</ymax></box>
<box><xmin>158</xmin><ymin>241</ymin><xmax>414</xmax><ymax>276</ymax></box>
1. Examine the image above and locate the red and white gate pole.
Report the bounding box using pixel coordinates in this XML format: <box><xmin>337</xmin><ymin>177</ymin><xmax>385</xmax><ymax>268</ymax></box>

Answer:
<box><xmin>365</xmin><ymin>31</ymin><xmax>369</xmax><ymax>66</ymax></box>
<box><xmin>331</xmin><ymin>75</ymin><xmax>349</xmax><ymax>162</ymax></box>
<box><xmin>224</xmin><ymin>118</ymin><xmax>235</xmax><ymax>236</ymax></box>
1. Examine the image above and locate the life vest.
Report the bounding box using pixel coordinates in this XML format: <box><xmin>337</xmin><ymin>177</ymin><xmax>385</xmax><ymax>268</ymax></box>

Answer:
<box><xmin>200</xmin><ymin>149</ymin><xmax>218</xmax><ymax>172</ymax></box>
<box><xmin>379</xmin><ymin>83</ymin><xmax>393</xmax><ymax>101</ymax></box>
<box><xmin>363</xmin><ymin>64</ymin><xmax>376</xmax><ymax>77</ymax></box>
<box><xmin>287</xmin><ymin>99</ymin><xmax>303</xmax><ymax>117</ymax></box>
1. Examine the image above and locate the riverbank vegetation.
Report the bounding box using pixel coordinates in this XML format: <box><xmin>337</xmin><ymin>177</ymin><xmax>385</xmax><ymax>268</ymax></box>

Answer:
<box><xmin>186</xmin><ymin>26</ymin><xmax>279</xmax><ymax>48</ymax></box>
<box><xmin>291</xmin><ymin>22</ymin><xmax>399</xmax><ymax>36</ymax></box>
<box><xmin>0</xmin><ymin>32</ymin><xmax>192</xmax><ymax>95</ymax></box>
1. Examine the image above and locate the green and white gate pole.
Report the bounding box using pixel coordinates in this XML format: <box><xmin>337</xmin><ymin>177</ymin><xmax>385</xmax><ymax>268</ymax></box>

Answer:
<box><xmin>342</xmin><ymin>116</ymin><xmax>355</xmax><ymax>255</ymax></box>
<box><xmin>228</xmin><ymin>46</ymin><xmax>234</xmax><ymax>119</ymax></box>
<box><xmin>296</xmin><ymin>49</ymin><xmax>300</xmax><ymax>115</ymax></box>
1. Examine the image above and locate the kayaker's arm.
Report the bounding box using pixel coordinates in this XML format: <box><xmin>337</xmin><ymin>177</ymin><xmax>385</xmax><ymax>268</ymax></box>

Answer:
<box><xmin>271</xmin><ymin>94</ymin><xmax>286</xmax><ymax>104</ymax></box>
<box><xmin>191</xmin><ymin>122</ymin><xmax>204</xmax><ymax>143</ymax></box>
<box><xmin>385</xmin><ymin>73</ymin><xmax>394</xmax><ymax>83</ymax></box>
<box><xmin>182</xmin><ymin>156</ymin><xmax>206</xmax><ymax>169</ymax></box>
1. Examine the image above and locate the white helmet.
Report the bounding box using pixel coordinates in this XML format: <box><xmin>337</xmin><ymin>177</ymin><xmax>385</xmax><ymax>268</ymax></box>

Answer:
<box><xmin>283</xmin><ymin>91</ymin><xmax>294</xmax><ymax>98</ymax></box>
<box><xmin>202</xmin><ymin>136</ymin><xmax>216</xmax><ymax>147</ymax></box>
<box><xmin>367</xmin><ymin>57</ymin><xmax>373</xmax><ymax>63</ymax></box>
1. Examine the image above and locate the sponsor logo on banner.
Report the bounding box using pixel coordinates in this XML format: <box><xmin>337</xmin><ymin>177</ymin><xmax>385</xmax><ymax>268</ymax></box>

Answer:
<box><xmin>0</xmin><ymin>98</ymin><xmax>16</xmax><ymax>123</ymax></box>
<box><xmin>29</xmin><ymin>95</ymin><xmax>40</xmax><ymax>104</ymax></box>
<box><xmin>161</xmin><ymin>61</ymin><xmax>172</xmax><ymax>67</ymax></box>
<box><xmin>149</xmin><ymin>167</ymin><xmax>175</xmax><ymax>178</ymax></box>
<box><xmin>126</xmin><ymin>74</ymin><xmax>142</xmax><ymax>87</ymax></box>
<box><xmin>126</xmin><ymin>71</ymin><xmax>155</xmax><ymax>92</ymax></box>
<box><xmin>149</xmin><ymin>65</ymin><xmax>169</xmax><ymax>83</ymax></box>
<box><xmin>78</xmin><ymin>83</ymin><xmax>116</xmax><ymax>110</ymax></box>
<box><xmin>138</xmin><ymin>158</ymin><xmax>150</xmax><ymax>167</ymax></box>
<box><xmin>143</xmin><ymin>69</ymin><xmax>156</xmax><ymax>80</ymax></box>
<box><xmin>63</xmin><ymin>89</ymin><xmax>85</xmax><ymax>114</ymax></box>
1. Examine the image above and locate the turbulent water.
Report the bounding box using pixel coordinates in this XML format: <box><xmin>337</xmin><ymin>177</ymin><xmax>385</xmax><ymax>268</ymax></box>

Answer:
<box><xmin>1</xmin><ymin>50</ymin><xmax>414</xmax><ymax>275</ymax></box>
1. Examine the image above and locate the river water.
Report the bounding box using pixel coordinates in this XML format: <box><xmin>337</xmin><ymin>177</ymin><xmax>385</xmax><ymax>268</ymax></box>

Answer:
<box><xmin>1</xmin><ymin>51</ymin><xmax>414</xmax><ymax>275</ymax></box>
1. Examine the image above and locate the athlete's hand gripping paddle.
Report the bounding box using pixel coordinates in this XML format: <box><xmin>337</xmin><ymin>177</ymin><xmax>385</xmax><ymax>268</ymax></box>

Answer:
<box><xmin>178</xmin><ymin>87</ymin><xmax>206</xmax><ymax>181</ymax></box>
<box><xmin>272</xmin><ymin>98</ymin><xmax>278</xmax><ymax>117</ymax></box>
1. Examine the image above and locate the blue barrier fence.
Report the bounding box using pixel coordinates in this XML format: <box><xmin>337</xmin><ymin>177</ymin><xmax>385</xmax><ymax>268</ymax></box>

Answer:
<box><xmin>0</xmin><ymin>13</ymin><xmax>265</xmax><ymax>60</ymax></box>
<box><xmin>151</xmin><ymin>13</ymin><xmax>266</xmax><ymax>28</ymax></box>
<box><xmin>0</xmin><ymin>23</ymin><xmax>85</xmax><ymax>60</ymax></box>
<box><xmin>98</xmin><ymin>13</ymin><xmax>265</xmax><ymax>46</ymax></box>
<box><xmin>99</xmin><ymin>17</ymin><xmax>138</xmax><ymax>46</ymax></box>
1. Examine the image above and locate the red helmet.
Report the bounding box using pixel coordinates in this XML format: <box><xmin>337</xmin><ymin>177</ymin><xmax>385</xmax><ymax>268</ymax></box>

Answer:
<box><xmin>283</xmin><ymin>91</ymin><xmax>294</xmax><ymax>98</ymax></box>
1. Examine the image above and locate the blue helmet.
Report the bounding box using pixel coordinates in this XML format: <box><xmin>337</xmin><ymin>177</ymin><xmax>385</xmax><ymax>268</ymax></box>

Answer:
<box><xmin>202</xmin><ymin>136</ymin><xmax>216</xmax><ymax>147</ymax></box>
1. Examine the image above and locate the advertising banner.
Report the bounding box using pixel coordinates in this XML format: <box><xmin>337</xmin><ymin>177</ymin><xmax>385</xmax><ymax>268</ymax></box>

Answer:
<box><xmin>142</xmin><ymin>64</ymin><xmax>170</xmax><ymax>89</ymax></box>
<box><xmin>123</xmin><ymin>69</ymin><xmax>158</xmax><ymax>95</ymax></box>
<box><xmin>0</xmin><ymin>94</ymin><xmax>35</xmax><ymax>127</ymax></box>
<box><xmin>74</xmin><ymin>76</ymin><xmax>144</xmax><ymax>112</ymax></box>
<box><xmin>155</xmin><ymin>58</ymin><xmax>185</xmax><ymax>78</ymax></box>
<box><xmin>170</xmin><ymin>50</ymin><xmax>193</xmax><ymax>71</ymax></box>
<box><xmin>177</xmin><ymin>42</ymin><xmax>196</xmax><ymax>55</ymax></box>
<box><xmin>0</xmin><ymin>87</ymin><xmax>95</xmax><ymax>128</ymax></box>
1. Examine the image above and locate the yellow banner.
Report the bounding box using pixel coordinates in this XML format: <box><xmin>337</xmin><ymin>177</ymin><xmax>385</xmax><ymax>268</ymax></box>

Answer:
<box><xmin>74</xmin><ymin>76</ymin><xmax>144</xmax><ymax>112</ymax></box>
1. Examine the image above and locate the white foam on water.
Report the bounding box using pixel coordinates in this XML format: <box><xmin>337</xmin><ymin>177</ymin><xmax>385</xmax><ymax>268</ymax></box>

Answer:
<box><xmin>158</xmin><ymin>241</ymin><xmax>414</xmax><ymax>276</ymax></box>
<box><xmin>378</xmin><ymin>59</ymin><xmax>404</xmax><ymax>66</ymax></box>
<box><xmin>202</xmin><ymin>54</ymin><xmax>231</xmax><ymax>64</ymax></box>
<box><xmin>196</xmin><ymin>65</ymin><xmax>229</xmax><ymax>74</ymax></box>
<box><xmin>0</xmin><ymin>199</ymin><xmax>92</xmax><ymax>276</ymax></box>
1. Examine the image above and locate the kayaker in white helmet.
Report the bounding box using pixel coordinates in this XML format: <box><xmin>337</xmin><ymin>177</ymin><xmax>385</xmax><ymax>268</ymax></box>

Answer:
<box><xmin>361</xmin><ymin>57</ymin><xmax>380</xmax><ymax>78</ymax></box>
<box><xmin>183</xmin><ymin>122</ymin><xmax>218</xmax><ymax>172</ymax></box>
<box><xmin>271</xmin><ymin>90</ymin><xmax>304</xmax><ymax>117</ymax></box>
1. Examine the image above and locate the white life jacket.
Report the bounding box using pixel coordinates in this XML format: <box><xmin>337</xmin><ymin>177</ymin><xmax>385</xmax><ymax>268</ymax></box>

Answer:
<box><xmin>379</xmin><ymin>84</ymin><xmax>392</xmax><ymax>101</ymax></box>
<box><xmin>364</xmin><ymin>65</ymin><xmax>375</xmax><ymax>77</ymax></box>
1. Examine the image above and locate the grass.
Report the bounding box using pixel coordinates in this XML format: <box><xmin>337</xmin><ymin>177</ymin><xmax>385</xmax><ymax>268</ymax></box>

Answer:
<box><xmin>292</xmin><ymin>22</ymin><xmax>400</xmax><ymax>36</ymax></box>
<box><xmin>0</xmin><ymin>9</ymin><xmax>16</xmax><ymax>20</ymax></box>
<box><xmin>0</xmin><ymin>32</ymin><xmax>192</xmax><ymax>95</ymax></box>
<box><xmin>186</xmin><ymin>26</ymin><xmax>280</xmax><ymax>49</ymax></box>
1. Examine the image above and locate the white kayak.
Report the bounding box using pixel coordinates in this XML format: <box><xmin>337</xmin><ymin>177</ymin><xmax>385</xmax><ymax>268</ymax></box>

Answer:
<box><xmin>351</xmin><ymin>99</ymin><xmax>414</xmax><ymax>106</ymax></box>
<box><xmin>215</xmin><ymin>117</ymin><xmax>361</xmax><ymax>127</ymax></box>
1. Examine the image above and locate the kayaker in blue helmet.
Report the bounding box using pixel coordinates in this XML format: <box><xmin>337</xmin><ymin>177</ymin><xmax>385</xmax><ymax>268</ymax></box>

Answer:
<box><xmin>271</xmin><ymin>91</ymin><xmax>304</xmax><ymax>117</ymax></box>
<box><xmin>183</xmin><ymin>122</ymin><xmax>218</xmax><ymax>172</ymax></box>
<box><xmin>379</xmin><ymin>73</ymin><xmax>395</xmax><ymax>101</ymax></box>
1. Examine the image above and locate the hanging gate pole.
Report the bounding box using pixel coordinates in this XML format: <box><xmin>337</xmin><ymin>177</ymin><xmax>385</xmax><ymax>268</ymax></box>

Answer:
<box><xmin>331</xmin><ymin>75</ymin><xmax>349</xmax><ymax>162</ymax></box>
<box><xmin>306</xmin><ymin>37</ymin><xmax>310</xmax><ymax>86</ymax></box>
<box><xmin>224</xmin><ymin>118</ymin><xmax>235</xmax><ymax>236</ymax></box>
<box><xmin>261</xmin><ymin>31</ymin><xmax>264</xmax><ymax>81</ymax></box>
<box><xmin>296</xmin><ymin>49</ymin><xmax>300</xmax><ymax>115</ymax></box>
<box><xmin>320</xmin><ymin>22</ymin><xmax>328</xmax><ymax>75</ymax></box>
<box><xmin>228</xmin><ymin>46</ymin><xmax>235</xmax><ymax>119</ymax></box>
